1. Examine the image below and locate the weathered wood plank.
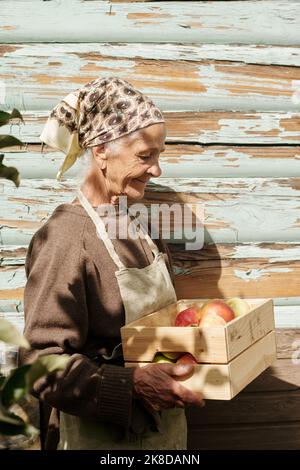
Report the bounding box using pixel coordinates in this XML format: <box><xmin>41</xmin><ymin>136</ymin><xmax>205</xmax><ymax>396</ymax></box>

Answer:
<box><xmin>187</xmin><ymin>389</ymin><xmax>300</xmax><ymax>425</ymax></box>
<box><xmin>187</xmin><ymin>422</ymin><xmax>300</xmax><ymax>450</ymax></box>
<box><xmin>170</xmin><ymin>243</ymin><xmax>300</xmax><ymax>262</ymax></box>
<box><xmin>244</xmin><ymin>358</ymin><xmax>300</xmax><ymax>392</ymax></box>
<box><xmin>3</xmin><ymin>145</ymin><xmax>300</xmax><ymax>180</ymax></box>
<box><xmin>2</xmin><ymin>243</ymin><xmax>300</xmax><ymax>310</ymax></box>
<box><xmin>170</xmin><ymin>243</ymin><xmax>300</xmax><ymax>299</ymax></box>
<box><xmin>174</xmin><ymin>260</ymin><xmax>300</xmax><ymax>299</ymax></box>
<box><xmin>3</xmin><ymin>256</ymin><xmax>298</xmax><ymax>299</ymax></box>
<box><xmin>275</xmin><ymin>328</ymin><xmax>300</xmax><ymax>359</ymax></box>
<box><xmin>1</xmin><ymin>177</ymin><xmax>300</xmax><ymax>245</ymax></box>
<box><xmin>272</xmin><ymin>306</ymin><xmax>300</xmax><ymax>328</ymax></box>
<box><xmin>3</xmin><ymin>243</ymin><xmax>300</xmax><ymax>265</ymax></box>
<box><xmin>2</xmin><ymin>42</ymin><xmax>300</xmax><ymax>72</ymax></box>
<box><xmin>1</xmin><ymin>52</ymin><xmax>300</xmax><ymax>111</ymax></box>
<box><xmin>1</xmin><ymin>1</ymin><xmax>300</xmax><ymax>45</ymax></box>
<box><xmin>3</xmin><ymin>111</ymin><xmax>300</xmax><ymax>145</ymax></box>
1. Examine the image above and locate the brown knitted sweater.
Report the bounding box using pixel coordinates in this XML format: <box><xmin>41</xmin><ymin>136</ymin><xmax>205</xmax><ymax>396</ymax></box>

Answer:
<box><xmin>19</xmin><ymin>203</ymin><xmax>175</xmax><ymax>449</ymax></box>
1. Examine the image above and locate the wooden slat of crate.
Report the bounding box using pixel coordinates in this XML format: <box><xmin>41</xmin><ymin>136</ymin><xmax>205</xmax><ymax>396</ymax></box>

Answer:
<box><xmin>225</xmin><ymin>299</ymin><xmax>275</xmax><ymax>360</ymax></box>
<box><xmin>121</xmin><ymin>300</ymin><xmax>228</xmax><ymax>363</ymax></box>
<box><xmin>229</xmin><ymin>331</ymin><xmax>276</xmax><ymax>398</ymax></box>
<box><xmin>177</xmin><ymin>299</ymin><xmax>275</xmax><ymax>362</ymax></box>
<box><xmin>121</xmin><ymin>299</ymin><xmax>274</xmax><ymax>363</ymax></box>
<box><xmin>126</xmin><ymin>331</ymin><xmax>276</xmax><ymax>400</ymax></box>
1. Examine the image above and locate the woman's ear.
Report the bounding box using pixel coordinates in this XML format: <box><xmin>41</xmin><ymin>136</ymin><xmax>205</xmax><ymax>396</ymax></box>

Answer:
<box><xmin>92</xmin><ymin>145</ymin><xmax>107</xmax><ymax>170</ymax></box>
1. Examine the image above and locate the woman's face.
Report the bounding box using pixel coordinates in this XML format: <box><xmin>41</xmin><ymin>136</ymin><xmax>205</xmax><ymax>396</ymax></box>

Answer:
<box><xmin>95</xmin><ymin>123</ymin><xmax>166</xmax><ymax>201</ymax></box>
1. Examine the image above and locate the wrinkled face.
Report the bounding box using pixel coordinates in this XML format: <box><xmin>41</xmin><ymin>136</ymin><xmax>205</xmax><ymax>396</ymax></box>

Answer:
<box><xmin>95</xmin><ymin>123</ymin><xmax>166</xmax><ymax>201</ymax></box>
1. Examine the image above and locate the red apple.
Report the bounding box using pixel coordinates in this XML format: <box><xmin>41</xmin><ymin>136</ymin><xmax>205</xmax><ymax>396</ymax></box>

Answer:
<box><xmin>199</xmin><ymin>299</ymin><xmax>235</xmax><ymax>324</ymax></box>
<box><xmin>176</xmin><ymin>353</ymin><xmax>198</xmax><ymax>364</ymax></box>
<box><xmin>174</xmin><ymin>307</ymin><xmax>200</xmax><ymax>327</ymax></box>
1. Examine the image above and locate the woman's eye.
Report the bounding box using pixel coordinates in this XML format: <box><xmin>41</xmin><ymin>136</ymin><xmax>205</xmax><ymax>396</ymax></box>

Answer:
<box><xmin>139</xmin><ymin>155</ymin><xmax>151</xmax><ymax>159</ymax></box>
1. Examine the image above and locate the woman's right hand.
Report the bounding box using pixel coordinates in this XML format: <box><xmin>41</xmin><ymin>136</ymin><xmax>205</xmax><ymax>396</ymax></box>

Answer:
<box><xmin>132</xmin><ymin>363</ymin><xmax>204</xmax><ymax>412</ymax></box>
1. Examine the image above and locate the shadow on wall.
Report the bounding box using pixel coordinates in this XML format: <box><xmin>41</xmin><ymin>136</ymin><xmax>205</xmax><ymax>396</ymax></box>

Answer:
<box><xmin>143</xmin><ymin>180</ymin><xmax>223</xmax><ymax>299</ymax></box>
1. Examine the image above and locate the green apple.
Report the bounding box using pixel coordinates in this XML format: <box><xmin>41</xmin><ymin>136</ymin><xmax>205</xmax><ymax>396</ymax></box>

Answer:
<box><xmin>225</xmin><ymin>298</ymin><xmax>250</xmax><ymax>318</ymax></box>
<box><xmin>152</xmin><ymin>353</ymin><xmax>175</xmax><ymax>363</ymax></box>
<box><xmin>162</xmin><ymin>352</ymin><xmax>182</xmax><ymax>360</ymax></box>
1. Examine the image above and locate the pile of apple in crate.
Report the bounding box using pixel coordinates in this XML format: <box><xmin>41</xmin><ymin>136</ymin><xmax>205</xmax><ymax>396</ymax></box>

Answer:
<box><xmin>121</xmin><ymin>298</ymin><xmax>276</xmax><ymax>400</ymax></box>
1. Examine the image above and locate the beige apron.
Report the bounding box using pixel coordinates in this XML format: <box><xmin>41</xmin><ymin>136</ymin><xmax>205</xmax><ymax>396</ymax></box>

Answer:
<box><xmin>58</xmin><ymin>191</ymin><xmax>187</xmax><ymax>450</ymax></box>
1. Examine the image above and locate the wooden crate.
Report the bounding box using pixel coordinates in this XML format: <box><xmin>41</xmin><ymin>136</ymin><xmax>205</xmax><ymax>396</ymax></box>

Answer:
<box><xmin>121</xmin><ymin>299</ymin><xmax>275</xmax><ymax>363</ymax></box>
<box><xmin>121</xmin><ymin>299</ymin><xmax>277</xmax><ymax>400</ymax></box>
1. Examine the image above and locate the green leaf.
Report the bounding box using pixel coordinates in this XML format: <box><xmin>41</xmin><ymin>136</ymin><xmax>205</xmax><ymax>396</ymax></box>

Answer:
<box><xmin>0</xmin><ymin>318</ymin><xmax>29</xmax><ymax>348</ymax></box>
<box><xmin>0</xmin><ymin>111</ymin><xmax>11</xmax><ymax>127</ymax></box>
<box><xmin>0</xmin><ymin>134</ymin><xmax>23</xmax><ymax>149</ymax></box>
<box><xmin>0</xmin><ymin>401</ymin><xmax>39</xmax><ymax>437</ymax></box>
<box><xmin>0</xmin><ymin>159</ymin><xmax>20</xmax><ymax>187</ymax></box>
<box><xmin>1</xmin><ymin>365</ymin><xmax>31</xmax><ymax>408</ymax></box>
<box><xmin>0</xmin><ymin>407</ymin><xmax>35</xmax><ymax>437</ymax></box>
<box><xmin>0</xmin><ymin>109</ymin><xmax>23</xmax><ymax>127</ymax></box>
<box><xmin>26</xmin><ymin>354</ymin><xmax>70</xmax><ymax>391</ymax></box>
<box><xmin>0</xmin><ymin>402</ymin><xmax>24</xmax><ymax>427</ymax></box>
<box><xmin>23</xmin><ymin>423</ymin><xmax>39</xmax><ymax>438</ymax></box>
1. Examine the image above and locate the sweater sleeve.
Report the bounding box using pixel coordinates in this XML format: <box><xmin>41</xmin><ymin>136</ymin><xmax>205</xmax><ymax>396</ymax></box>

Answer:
<box><xmin>19</xmin><ymin>215</ymin><xmax>134</xmax><ymax>429</ymax></box>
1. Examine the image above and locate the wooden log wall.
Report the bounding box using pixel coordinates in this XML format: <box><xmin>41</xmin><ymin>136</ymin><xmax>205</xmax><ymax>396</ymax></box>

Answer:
<box><xmin>1</xmin><ymin>0</ymin><xmax>300</xmax><ymax>450</ymax></box>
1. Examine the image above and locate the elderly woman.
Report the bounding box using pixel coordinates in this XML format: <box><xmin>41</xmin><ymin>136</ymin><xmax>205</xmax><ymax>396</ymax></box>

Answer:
<box><xmin>20</xmin><ymin>77</ymin><xmax>203</xmax><ymax>450</ymax></box>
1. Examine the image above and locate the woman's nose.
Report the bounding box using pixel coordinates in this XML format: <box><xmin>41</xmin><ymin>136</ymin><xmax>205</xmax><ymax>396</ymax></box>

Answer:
<box><xmin>148</xmin><ymin>162</ymin><xmax>162</xmax><ymax>178</ymax></box>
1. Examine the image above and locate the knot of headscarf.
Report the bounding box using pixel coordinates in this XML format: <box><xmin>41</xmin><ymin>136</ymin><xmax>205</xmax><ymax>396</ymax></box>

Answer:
<box><xmin>40</xmin><ymin>76</ymin><xmax>165</xmax><ymax>180</ymax></box>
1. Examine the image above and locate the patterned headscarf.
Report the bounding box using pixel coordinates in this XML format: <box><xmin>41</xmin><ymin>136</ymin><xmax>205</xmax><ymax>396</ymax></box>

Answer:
<box><xmin>40</xmin><ymin>76</ymin><xmax>165</xmax><ymax>180</ymax></box>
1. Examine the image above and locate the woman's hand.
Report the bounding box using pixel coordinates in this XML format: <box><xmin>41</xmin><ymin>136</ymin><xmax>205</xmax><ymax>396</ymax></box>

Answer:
<box><xmin>133</xmin><ymin>363</ymin><xmax>204</xmax><ymax>411</ymax></box>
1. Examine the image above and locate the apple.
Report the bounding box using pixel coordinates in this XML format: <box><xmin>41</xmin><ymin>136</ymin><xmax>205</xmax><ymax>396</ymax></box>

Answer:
<box><xmin>153</xmin><ymin>353</ymin><xmax>175</xmax><ymax>363</ymax></box>
<box><xmin>175</xmin><ymin>307</ymin><xmax>200</xmax><ymax>327</ymax></box>
<box><xmin>199</xmin><ymin>312</ymin><xmax>226</xmax><ymax>327</ymax></box>
<box><xmin>176</xmin><ymin>353</ymin><xmax>197</xmax><ymax>364</ymax></box>
<box><xmin>199</xmin><ymin>299</ymin><xmax>235</xmax><ymax>324</ymax></box>
<box><xmin>225</xmin><ymin>298</ymin><xmax>250</xmax><ymax>318</ymax></box>
<box><xmin>162</xmin><ymin>352</ymin><xmax>183</xmax><ymax>360</ymax></box>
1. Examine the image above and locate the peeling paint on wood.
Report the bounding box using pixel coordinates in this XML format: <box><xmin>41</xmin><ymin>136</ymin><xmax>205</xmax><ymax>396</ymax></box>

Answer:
<box><xmin>1</xmin><ymin>177</ymin><xmax>300</xmax><ymax>244</ymax></box>
<box><xmin>4</xmin><ymin>243</ymin><xmax>300</xmax><ymax>264</ymax></box>
<box><xmin>234</xmin><ymin>267</ymin><xmax>293</xmax><ymax>282</ymax></box>
<box><xmin>14</xmin><ymin>42</ymin><xmax>299</xmax><ymax>66</ymax></box>
<box><xmin>3</xmin><ymin>144</ymin><xmax>300</xmax><ymax>182</ymax></box>
<box><xmin>2</xmin><ymin>242</ymin><xmax>300</xmax><ymax>300</ymax></box>
<box><xmin>1</xmin><ymin>49</ymin><xmax>300</xmax><ymax>111</ymax></box>
<box><xmin>4</xmin><ymin>111</ymin><xmax>300</xmax><ymax>145</ymax></box>
<box><xmin>1</xmin><ymin>1</ymin><xmax>300</xmax><ymax>45</ymax></box>
<box><xmin>174</xmin><ymin>259</ymin><xmax>300</xmax><ymax>298</ymax></box>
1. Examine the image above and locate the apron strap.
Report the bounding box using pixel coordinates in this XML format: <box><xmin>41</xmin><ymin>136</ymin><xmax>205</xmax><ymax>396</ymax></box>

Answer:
<box><xmin>127</xmin><ymin>208</ymin><xmax>160</xmax><ymax>256</ymax></box>
<box><xmin>77</xmin><ymin>190</ymin><xmax>159</xmax><ymax>268</ymax></box>
<box><xmin>77</xmin><ymin>190</ymin><xmax>125</xmax><ymax>269</ymax></box>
